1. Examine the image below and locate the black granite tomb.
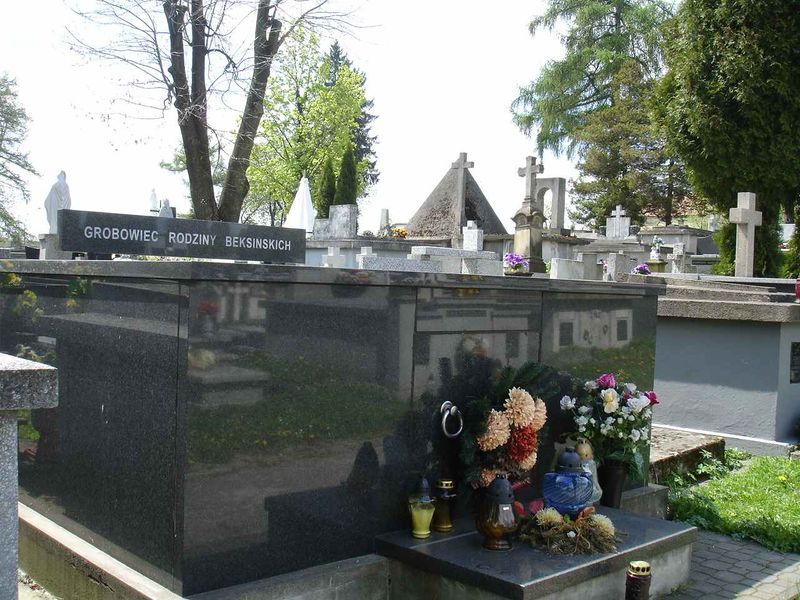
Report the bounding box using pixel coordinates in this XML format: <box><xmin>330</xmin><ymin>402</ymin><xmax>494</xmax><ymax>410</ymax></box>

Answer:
<box><xmin>1</xmin><ymin>261</ymin><xmax>660</xmax><ymax>595</ymax></box>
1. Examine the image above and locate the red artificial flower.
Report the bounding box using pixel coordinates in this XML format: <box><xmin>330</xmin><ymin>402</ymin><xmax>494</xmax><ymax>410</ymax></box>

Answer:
<box><xmin>507</xmin><ymin>426</ymin><xmax>538</xmax><ymax>464</ymax></box>
<box><xmin>645</xmin><ymin>391</ymin><xmax>659</xmax><ymax>406</ymax></box>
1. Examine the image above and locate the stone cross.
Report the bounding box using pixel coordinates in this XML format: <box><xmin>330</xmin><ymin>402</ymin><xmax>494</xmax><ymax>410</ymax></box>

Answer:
<box><xmin>729</xmin><ymin>192</ymin><xmax>762</xmax><ymax>277</ymax></box>
<box><xmin>462</xmin><ymin>220</ymin><xmax>484</xmax><ymax>252</ymax></box>
<box><xmin>0</xmin><ymin>354</ymin><xmax>57</xmax><ymax>600</ymax></box>
<box><xmin>518</xmin><ymin>156</ymin><xmax>544</xmax><ymax>204</ymax></box>
<box><xmin>606</xmin><ymin>204</ymin><xmax>631</xmax><ymax>239</ymax></box>
<box><xmin>322</xmin><ymin>246</ymin><xmax>346</xmax><ymax>268</ymax></box>
<box><xmin>451</xmin><ymin>152</ymin><xmax>474</xmax><ymax>231</ymax></box>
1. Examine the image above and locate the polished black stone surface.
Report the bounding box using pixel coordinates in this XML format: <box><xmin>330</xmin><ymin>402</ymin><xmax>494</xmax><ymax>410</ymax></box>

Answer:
<box><xmin>0</xmin><ymin>262</ymin><xmax>663</xmax><ymax>595</ymax></box>
<box><xmin>2</xmin><ymin>274</ymin><xmax>182</xmax><ymax>589</ymax></box>
<box><xmin>375</xmin><ymin>509</ymin><xmax>696</xmax><ymax>600</ymax></box>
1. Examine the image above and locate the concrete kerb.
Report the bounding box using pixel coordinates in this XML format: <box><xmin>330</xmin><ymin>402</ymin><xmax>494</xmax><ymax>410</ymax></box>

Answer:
<box><xmin>18</xmin><ymin>504</ymin><xmax>183</xmax><ymax>600</ymax></box>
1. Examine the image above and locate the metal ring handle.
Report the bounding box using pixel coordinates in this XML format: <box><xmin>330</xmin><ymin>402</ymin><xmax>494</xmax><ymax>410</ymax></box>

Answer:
<box><xmin>440</xmin><ymin>401</ymin><xmax>464</xmax><ymax>439</ymax></box>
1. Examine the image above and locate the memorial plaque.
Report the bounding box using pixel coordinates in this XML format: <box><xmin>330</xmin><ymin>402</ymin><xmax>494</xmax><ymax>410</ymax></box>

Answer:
<box><xmin>791</xmin><ymin>342</ymin><xmax>800</xmax><ymax>384</ymax></box>
<box><xmin>58</xmin><ymin>209</ymin><xmax>305</xmax><ymax>263</ymax></box>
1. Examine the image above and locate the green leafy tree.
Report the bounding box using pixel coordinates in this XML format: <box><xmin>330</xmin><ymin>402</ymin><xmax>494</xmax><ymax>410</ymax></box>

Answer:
<box><xmin>316</xmin><ymin>157</ymin><xmax>336</xmax><ymax>218</ymax></box>
<box><xmin>333</xmin><ymin>145</ymin><xmax>357</xmax><ymax>205</ymax></box>
<box><xmin>0</xmin><ymin>75</ymin><xmax>34</xmax><ymax>243</ymax></box>
<box><xmin>782</xmin><ymin>206</ymin><xmax>800</xmax><ymax>278</ymax></box>
<box><xmin>512</xmin><ymin>0</ymin><xmax>673</xmax><ymax>156</ymax></box>
<box><xmin>325</xmin><ymin>41</ymin><xmax>379</xmax><ymax>187</ymax></box>
<box><xmin>569</xmin><ymin>61</ymin><xmax>696</xmax><ymax>229</ymax></box>
<box><xmin>246</xmin><ymin>29</ymin><xmax>370</xmax><ymax>224</ymax></box>
<box><xmin>656</xmin><ymin>0</ymin><xmax>800</xmax><ymax>277</ymax></box>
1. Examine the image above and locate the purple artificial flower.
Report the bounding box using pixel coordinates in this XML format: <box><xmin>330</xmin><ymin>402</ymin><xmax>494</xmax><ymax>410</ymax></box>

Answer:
<box><xmin>504</xmin><ymin>253</ymin><xmax>530</xmax><ymax>269</ymax></box>
<box><xmin>595</xmin><ymin>373</ymin><xmax>617</xmax><ymax>390</ymax></box>
<box><xmin>631</xmin><ymin>263</ymin><xmax>652</xmax><ymax>275</ymax></box>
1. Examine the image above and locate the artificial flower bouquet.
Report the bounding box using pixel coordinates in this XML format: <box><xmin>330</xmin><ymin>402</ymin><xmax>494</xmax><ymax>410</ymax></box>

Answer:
<box><xmin>503</xmin><ymin>252</ymin><xmax>530</xmax><ymax>274</ymax></box>
<box><xmin>559</xmin><ymin>372</ymin><xmax>658</xmax><ymax>477</ymax></box>
<box><xmin>458</xmin><ymin>363</ymin><xmax>550</xmax><ymax>488</ymax></box>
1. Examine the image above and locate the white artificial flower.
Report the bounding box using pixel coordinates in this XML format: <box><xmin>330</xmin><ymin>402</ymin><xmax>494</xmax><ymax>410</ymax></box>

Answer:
<box><xmin>624</xmin><ymin>383</ymin><xmax>637</xmax><ymax>394</ymax></box>
<box><xmin>589</xmin><ymin>418</ymin><xmax>596</xmax><ymax>424</ymax></box>
<box><xmin>621</xmin><ymin>406</ymin><xmax>631</xmax><ymax>417</ymax></box>
<box><xmin>576</xmin><ymin>416</ymin><xmax>589</xmax><ymax>427</ymax></box>
<box><xmin>628</xmin><ymin>415</ymin><xmax>635</xmax><ymax>421</ymax></box>
<box><xmin>585</xmin><ymin>380</ymin><xmax>598</xmax><ymax>391</ymax></box>
<box><xmin>641</xmin><ymin>430</ymin><xmax>649</xmax><ymax>441</ymax></box>
<box><xmin>630</xmin><ymin>429</ymin><xmax>642</xmax><ymax>442</ymax></box>
<box><xmin>560</xmin><ymin>395</ymin><xmax>576</xmax><ymax>411</ymax></box>
<box><xmin>617</xmin><ymin>417</ymin><xmax>623</xmax><ymax>424</ymax></box>
<box><xmin>605</xmin><ymin>417</ymin><xmax>616</xmax><ymax>426</ymax></box>
<box><xmin>578</xmin><ymin>405</ymin><xmax>592</xmax><ymax>415</ymax></box>
<box><xmin>627</xmin><ymin>396</ymin><xmax>650</xmax><ymax>414</ymax></box>
<box><xmin>567</xmin><ymin>531</ymin><xmax>577</xmax><ymax>539</ymax></box>
<box><xmin>578</xmin><ymin>426</ymin><xmax>586</xmax><ymax>433</ymax></box>
<box><xmin>644</xmin><ymin>408</ymin><xmax>652</xmax><ymax>419</ymax></box>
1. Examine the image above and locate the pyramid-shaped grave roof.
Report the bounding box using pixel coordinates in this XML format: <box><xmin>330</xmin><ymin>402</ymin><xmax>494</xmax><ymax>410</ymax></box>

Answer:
<box><xmin>407</xmin><ymin>161</ymin><xmax>507</xmax><ymax>238</ymax></box>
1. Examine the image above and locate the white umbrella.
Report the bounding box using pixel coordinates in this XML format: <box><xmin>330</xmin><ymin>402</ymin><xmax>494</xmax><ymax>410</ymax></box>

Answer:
<box><xmin>283</xmin><ymin>176</ymin><xmax>317</xmax><ymax>233</ymax></box>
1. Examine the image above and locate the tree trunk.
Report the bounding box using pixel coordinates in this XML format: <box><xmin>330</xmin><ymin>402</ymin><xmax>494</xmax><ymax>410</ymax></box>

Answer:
<box><xmin>163</xmin><ymin>0</ymin><xmax>216</xmax><ymax>220</ymax></box>
<box><xmin>217</xmin><ymin>2</ymin><xmax>282</xmax><ymax>223</ymax></box>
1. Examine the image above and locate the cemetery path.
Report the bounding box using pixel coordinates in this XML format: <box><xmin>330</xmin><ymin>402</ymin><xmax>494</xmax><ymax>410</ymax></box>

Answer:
<box><xmin>668</xmin><ymin>529</ymin><xmax>800</xmax><ymax>599</ymax></box>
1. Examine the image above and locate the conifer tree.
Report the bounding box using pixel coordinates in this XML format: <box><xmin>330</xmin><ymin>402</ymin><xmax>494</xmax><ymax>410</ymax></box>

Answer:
<box><xmin>317</xmin><ymin>157</ymin><xmax>336</xmax><ymax>218</ymax></box>
<box><xmin>333</xmin><ymin>146</ymin><xmax>357</xmax><ymax>205</ymax></box>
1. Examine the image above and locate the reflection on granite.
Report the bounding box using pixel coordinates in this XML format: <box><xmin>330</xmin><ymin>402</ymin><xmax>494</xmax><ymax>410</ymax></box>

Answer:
<box><xmin>1</xmin><ymin>275</ymin><xmax>182</xmax><ymax>589</ymax></box>
<box><xmin>0</xmin><ymin>263</ymin><xmax>662</xmax><ymax>596</ymax></box>
<box><xmin>375</xmin><ymin>509</ymin><xmax>696</xmax><ymax>599</ymax></box>
<box><xmin>181</xmin><ymin>282</ymin><xmax>417</xmax><ymax>594</ymax></box>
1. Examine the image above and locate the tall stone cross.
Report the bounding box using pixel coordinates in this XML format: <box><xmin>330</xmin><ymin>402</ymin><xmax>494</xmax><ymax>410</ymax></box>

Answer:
<box><xmin>452</xmin><ymin>152</ymin><xmax>474</xmax><ymax>231</ymax></box>
<box><xmin>518</xmin><ymin>156</ymin><xmax>544</xmax><ymax>206</ymax></box>
<box><xmin>729</xmin><ymin>192</ymin><xmax>762</xmax><ymax>278</ymax></box>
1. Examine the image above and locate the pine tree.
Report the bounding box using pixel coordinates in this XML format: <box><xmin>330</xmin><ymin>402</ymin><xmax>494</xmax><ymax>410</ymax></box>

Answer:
<box><xmin>512</xmin><ymin>0</ymin><xmax>673</xmax><ymax>156</ymax></box>
<box><xmin>333</xmin><ymin>146</ymin><xmax>357</xmax><ymax>205</ymax></box>
<box><xmin>317</xmin><ymin>157</ymin><xmax>336</xmax><ymax>218</ymax></box>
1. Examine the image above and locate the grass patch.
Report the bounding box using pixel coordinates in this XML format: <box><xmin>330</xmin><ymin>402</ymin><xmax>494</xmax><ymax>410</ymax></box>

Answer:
<box><xmin>669</xmin><ymin>451</ymin><xmax>800</xmax><ymax>553</ymax></box>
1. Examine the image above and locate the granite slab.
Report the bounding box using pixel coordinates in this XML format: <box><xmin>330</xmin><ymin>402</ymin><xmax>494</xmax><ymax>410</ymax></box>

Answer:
<box><xmin>375</xmin><ymin>509</ymin><xmax>696</xmax><ymax>600</ymax></box>
<box><xmin>0</xmin><ymin>354</ymin><xmax>57</xmax><ymax>410</ymax></box>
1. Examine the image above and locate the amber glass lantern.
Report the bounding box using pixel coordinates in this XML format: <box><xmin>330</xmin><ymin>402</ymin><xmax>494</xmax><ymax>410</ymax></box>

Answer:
<box><xmin>408</xmin><ymin>477</ymin><xmax>436</xmax><ymax>539</ymax></box>
<box><xmin>431</xmin><ymin>479</ymin><xmax>456</xmax><ymax>533</ymax></box>
<box><xmin>475</xmin><ymin>476</ymin><xmax>518</xmax><ymax>551</ymax></box>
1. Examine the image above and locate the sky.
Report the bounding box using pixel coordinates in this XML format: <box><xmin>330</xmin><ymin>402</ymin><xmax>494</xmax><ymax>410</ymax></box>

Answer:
<box><xmin>2</xmin><ymin>1</ymin><xmax>577</xmax><ymax>236</ymax></box>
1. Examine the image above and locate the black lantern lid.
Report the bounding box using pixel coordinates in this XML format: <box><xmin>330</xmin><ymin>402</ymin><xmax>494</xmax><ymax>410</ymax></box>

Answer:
<box><xmin>487</xmin><ymin>476</ymin><xmax>514</xmax><ymax>505</ymax></box>
<box><xmin>557</xmin><ymin>447</ymin><xmax>585</xmax><ymax>473</ymax></box>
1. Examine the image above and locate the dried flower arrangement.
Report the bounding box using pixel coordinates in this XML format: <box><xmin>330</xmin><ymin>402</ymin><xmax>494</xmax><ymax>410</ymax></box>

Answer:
<box><xmin>516</xmin><ymin>506</ymin><xmax>618</xmax><ymax>555</ymax></box>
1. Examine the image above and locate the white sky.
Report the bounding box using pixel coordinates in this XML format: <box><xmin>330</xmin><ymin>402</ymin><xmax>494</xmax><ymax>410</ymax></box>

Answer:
<box><xmin>2</xmin><ymin>1</ymin><xmax>577</xmax><ymax>236</ymax></box>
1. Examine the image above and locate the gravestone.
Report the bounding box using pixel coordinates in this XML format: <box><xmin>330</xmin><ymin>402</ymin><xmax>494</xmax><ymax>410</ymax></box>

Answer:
<box><xmin>379</xmin><ymin>209</ymin><xmax>391</xmax><ymax>237</ymax></box>
<box><xmin>729</xmin><ymin>192</ymin><xmax>762</xmax><ymax>278</ymax></box>
<box><xmin>606</xmin><ymin>205</ymin><xmax>631</xmax><ymax>240</ymax></box>
<box><xmin>314</xmin><ymin>205</ymin><xmax>358</xmax><ymax>241</ymax></box>
<box><xmin>667</xmin><ymin>243</ymin><xmax>687</xmax><ymax>273</ymax></box>
<box><xmin>0</xmin><ymin>354</ymin><xmax>57</xmax><ymax>600</ymax></box>
<box><xmin>512</xmin><ymin>156</ymin><xmax>546</xmax><ymax>273</ymax></box>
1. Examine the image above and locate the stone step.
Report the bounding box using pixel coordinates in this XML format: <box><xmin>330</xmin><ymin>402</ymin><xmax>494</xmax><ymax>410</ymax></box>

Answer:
<box><xmin>649</xmin><ymin>425</ymin><xmax>725</xmax><ymax>485</ymax></box>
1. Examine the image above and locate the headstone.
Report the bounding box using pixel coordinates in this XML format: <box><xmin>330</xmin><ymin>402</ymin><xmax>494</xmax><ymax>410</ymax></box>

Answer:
<box><xmin>451</xmin><ymin>152</ymin><xmax>474</xmax><ymax>234</ymax></box>
<box><xmin>550</xmin><ymin>258</ymin><xmax>586</xmax><ymax>280</ymax></box>
<box><xmin>667</xmin><ymin>243</ymin><xmax>687</xmax><ymax>273</ymax></box>
<box><xmin>379</xmin><ymin>209</ymin><xmax>391</xmax><ymax>236</ymax></box>
<box><xmin>315</xmin><ymin>204</ymin><xmax>358</xmax><ymax>240</ymax></box>
<box><xmin>0</xmin><ymin>354</ymin><xmax>57</xmax><ymax>600</ymax></box>
<box><xmin>606</xmin><ymin>205</ymin><xmax>631</xmax><ymax>239</ymax></box>
<box><xmin>409</xmin><ymin>246</ymin><xmax>502</xmax><ymax>276</ymax></box>
<box><xmin>462</xmin><ymin>220</ymin><xmax>483</xmax><ymax>252</ymax></box>
<box><xmin>512</xmin><ymin>156</ymin><xmax>546</xmax><ymax>273</ymax></box>
<box><xmin>322</xmin><ymin>246</ymin><xmax>346</xmax><ymax>268</ymax></box>
<box><xmin>605</xmin><ymin>252</ymin><xmax>627</xmax><ymax>281</ymax></box>
<box><xmin>158</xmin><ymin>199</ymin><xmax>175</xmax><ymax>218</ymax></box>
<box><xmin>707</xmin><ymin>214</ymin><xmax>719</xmax><ymax>232</ymax></box>
<box><xmin>729</xmin><ymin>192</ymin><xmax>762</xmax><ymax>278</ymax></box>
<box><xmin>359</xmin><ymin>254</ymin><xmax>442</xmax><ymax>273</ymax></box>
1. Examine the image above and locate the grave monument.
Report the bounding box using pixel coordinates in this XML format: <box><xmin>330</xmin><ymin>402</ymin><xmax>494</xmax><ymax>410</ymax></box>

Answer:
<box><xmin>40</xmin><ymin>171</ymin><xmax>73</xmax><ymax>260</ymax></box>
<box><xmin>729</xmin><ymin>191</ymin><xmax>762</xmax><ymax>277</ymax></box>
<box><xmin>512</xmin><ymin>156</ymin><xmax>546</xmax><ymax>273</ymax></box>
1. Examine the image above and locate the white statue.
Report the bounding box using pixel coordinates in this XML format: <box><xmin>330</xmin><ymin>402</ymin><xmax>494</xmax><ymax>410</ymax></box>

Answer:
<box><xmin>44</xmin><ymin>171</ymin><xmax>71</xmax><ymax>234</ymax></box>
